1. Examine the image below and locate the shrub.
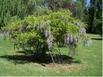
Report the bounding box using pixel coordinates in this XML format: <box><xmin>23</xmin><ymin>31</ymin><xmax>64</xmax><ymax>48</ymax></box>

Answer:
<box><xmin>3</xmin><ymin>9</ymin><xmax>88</xmax><ymax>59</ymax></box>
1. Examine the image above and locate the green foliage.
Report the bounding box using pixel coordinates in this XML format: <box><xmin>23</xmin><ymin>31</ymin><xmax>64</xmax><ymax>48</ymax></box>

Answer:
<box><xmin>4</xmin><ymin>10</ymin><xmax>87</xmax><ymax>56</ymax></box>
<box><xmin>93</xmin><ymin>19</ymin><xmax>102</xmax><ymax>35</ymax></box>
<box><xmin>0</xmin><ymin>0</ymin><xmax>45</xmax><ymax>27</ymax></box>
<box><xmin>87</xmin><ymin>0</ymin><xmax>102</xmax><ymax>34</ymax></box>
<box><xmin>33</xmin><ymin>6</ymin><xmax>52</xmax><ymax>16</ymax></box>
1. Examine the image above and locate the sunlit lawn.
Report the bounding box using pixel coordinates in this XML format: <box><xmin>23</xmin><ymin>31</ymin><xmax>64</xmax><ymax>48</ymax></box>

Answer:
<box><xmin>0</xmin><ymin>34</ymin><xmax>102</xmax><ymax>76</ymax></box>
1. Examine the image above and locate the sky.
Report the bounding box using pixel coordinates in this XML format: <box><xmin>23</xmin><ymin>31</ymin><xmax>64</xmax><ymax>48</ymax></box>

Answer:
<box><xmin>73</xmin><ymin>0</ymin><xmax>90</xmax><ymax>7</ymax></box>
<box><xmin>86</xmin><ymin>0</ymin><xmax>90</xmax><ymax>7</ymax></box>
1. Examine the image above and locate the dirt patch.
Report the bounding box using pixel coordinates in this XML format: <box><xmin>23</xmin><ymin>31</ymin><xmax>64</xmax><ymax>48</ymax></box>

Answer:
<box><xmin>40</xmin><ymin>63</ymin><xmax>87</xmax><ymax>72</ymax></box>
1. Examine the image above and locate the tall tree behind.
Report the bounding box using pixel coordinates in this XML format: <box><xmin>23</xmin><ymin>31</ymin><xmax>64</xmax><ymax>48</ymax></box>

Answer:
<box><xmin>45</xmin><ymin>0</ymin><xmax>75</xmax><ymax>12</ymax></box>
<box><xmin>73</xmin><ymin>0</ymin><xmax>87</xmax><ymax>21</ymax></box>
<box><xmin>93</xmin><ymin>0</ymin><xmax>102</xmax><ymax>34</ymax></box>
<box><xmin>0</xmin><ymin>0</ymin><xmax>43</xmax><ymax>28</ymax></box>
<box><xmin>88</xmin><ymin>0</ymin><xmax>97</xmax><ymax>33</ymax></box>
<box><xmin>87</xmin><ymin>0</ymin><xmax>102</xmax><ymax>35</ymax></box>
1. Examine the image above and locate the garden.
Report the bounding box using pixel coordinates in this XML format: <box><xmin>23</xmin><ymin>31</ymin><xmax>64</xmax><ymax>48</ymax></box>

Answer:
<box><xmin>0</xmin><ymin>0</ymin><xmax>102</xmax><ymax>76</ymax></box>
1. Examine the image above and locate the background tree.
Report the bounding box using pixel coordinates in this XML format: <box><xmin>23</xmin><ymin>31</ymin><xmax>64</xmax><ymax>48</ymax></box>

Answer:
<box><xmin>0</xmin><ymin>0</ymin><xmax>44</xmax><ymax>28</ymax></box>
<box><xmin>87</xmin><ymin>0</ymin><xmax>102</xmax><ymax>35</ymax></box>
<box><xmin>93</xmin><ymin>0</ymin><xmax>102</xmax><ymax>35</ymax></box>
<box><xmin>88</xmin><ymin>0</ymin><xmax>97</xmax><ymax>33</ymax></box>
<box><xmin>0</xmin><ymin>0</ymin><xmax>102</xmax><ymax>35</ymax></box>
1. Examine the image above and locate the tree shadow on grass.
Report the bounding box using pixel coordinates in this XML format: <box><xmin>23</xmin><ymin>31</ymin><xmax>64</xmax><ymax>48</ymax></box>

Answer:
<box><xmin>0</xmin><ymin>51</ymin><xmax>81</xmax><ymax>65</ymax></box>
<box><xmin>91</xmin><ymin>37</ymin><xmax>102</xmax><ymax>40</ymax></box>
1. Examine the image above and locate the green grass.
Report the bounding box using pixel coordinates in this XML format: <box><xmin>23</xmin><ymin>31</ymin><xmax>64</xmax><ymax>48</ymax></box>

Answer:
<box><xmin>0</xmin><ymin>34</ymin><xmax>102</xmax><ymax>76</ymax></box>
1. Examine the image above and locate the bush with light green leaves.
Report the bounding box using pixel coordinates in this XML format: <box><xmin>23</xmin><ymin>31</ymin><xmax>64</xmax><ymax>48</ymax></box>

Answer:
<box><xmin>3</xmin><ymin>10</ymin><xmax>89</xmax><ymax>60</ymax></box>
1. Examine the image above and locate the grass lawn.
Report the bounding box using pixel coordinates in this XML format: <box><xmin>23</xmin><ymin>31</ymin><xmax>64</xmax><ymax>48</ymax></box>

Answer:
<box><xmin>0</xmin><ymin>34</ymin><xmax>102</xmax><ymax>76</ymax></box>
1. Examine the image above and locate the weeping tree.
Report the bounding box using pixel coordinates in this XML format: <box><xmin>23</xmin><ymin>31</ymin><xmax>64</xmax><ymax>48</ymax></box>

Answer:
<box><xmin>0</xmin><ymin>0</ymin><xmax>46</xmax><ymax>28</ymax></box>
<box><xmin>3</xmin><ymin>10</ymin><xmax>89</xmax><ymax>63</ymax></box>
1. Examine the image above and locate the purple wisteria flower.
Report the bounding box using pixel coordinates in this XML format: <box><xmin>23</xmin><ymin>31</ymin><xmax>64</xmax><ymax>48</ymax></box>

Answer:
<box><xmin>47</xmin><ymin>37</ymin><xmax>53</xmax><ymax>50</ymax></box>
<box><xmin>44</xmin><ymin>30</ymin><xmax>48</xmax><ymax>37</ymax></box>
<box><xmin>44</xmin><ymin>30</ymin><xmax>51</xmax><ymax>38</ymax></box>
<box><xmin>83</xmin><ymin>39</ymin><xmax>92</xmax><ymax>47</ymax></box>
<box><xmin>64</xmin><ymin>34</ymin><xmax>74</xmax><ymax>45</ymax></box>
<box><xmin>79</xmin><ymin>28</ymin><xmax>86</xmax><ymax>35</ymax></box>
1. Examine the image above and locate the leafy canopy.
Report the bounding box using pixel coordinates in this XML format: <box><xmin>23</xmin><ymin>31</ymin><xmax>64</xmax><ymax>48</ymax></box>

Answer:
<box><xmin>4</xmin><ymin>9</ymin><xmax>87</xmax><ymax>55</ymax></box>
